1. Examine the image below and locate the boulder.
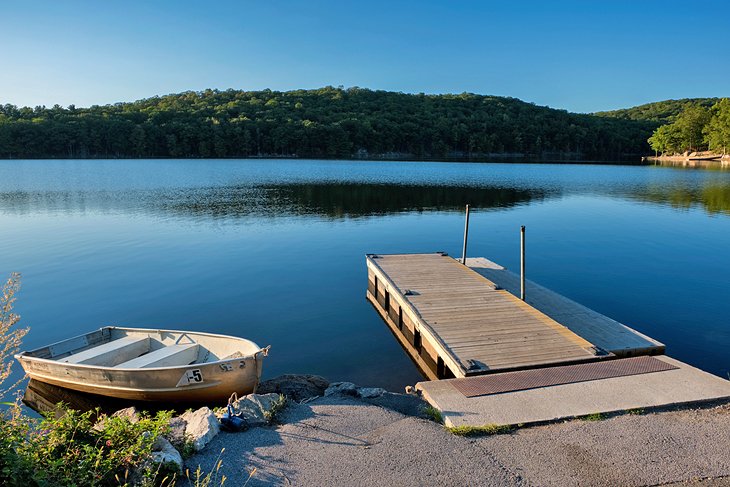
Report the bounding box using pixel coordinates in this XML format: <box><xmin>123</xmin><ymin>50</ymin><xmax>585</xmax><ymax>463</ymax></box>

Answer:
<box><xmin>324</xmin><ymin>381</ymin><xmax>358</xmax><ymax>396</ymax></box>
<box><xmin>228</xmin><ymin>393</ymin><xmax>285</xmax><ymax>427</ymax></box>
<box><xmin>257</xmin><ymin>374</ymin><xmax>330</xmax><ymax>401</ymax></box>
<box><xmin>357</xmin><ymin>387</ymin><xmax>386</xmax><ymax>399</ymax></box>
<box><xmin>165</xmin><ymin>416</ymin><xmax>188</xmax><ymax>447</ymax></box>
<box><xmin>150</xmin><ymin>436</ymin><xmax>183</xmax><ymax>473</ymax></box>
<box><xmin>180</xmin><ymin>407</ymin><xmax>220</xmax><ymax>452</ymax></box>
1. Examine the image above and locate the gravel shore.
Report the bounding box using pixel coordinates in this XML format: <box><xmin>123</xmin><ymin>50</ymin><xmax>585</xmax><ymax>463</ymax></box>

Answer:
<box><xmin>185</xmin><ymin>391</ymin><xmax>730</xmax><ymax>486</ymax></box>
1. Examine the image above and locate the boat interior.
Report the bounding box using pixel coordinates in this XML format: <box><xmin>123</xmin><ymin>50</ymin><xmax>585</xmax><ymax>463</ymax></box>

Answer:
<box><xmin>21</xmin><ymin>327</ymin><xmax>261</xmax><ymax>369</ymax></box>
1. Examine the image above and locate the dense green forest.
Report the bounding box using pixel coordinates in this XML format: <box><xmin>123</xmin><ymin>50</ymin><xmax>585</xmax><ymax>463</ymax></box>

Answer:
<box><xmin>595</xmin><ymin>98</ymin><xmax>720</xmax><ymax>124</ymax></box>
<box><xmin>597</xmin><ymin>97</ymin><xmax>730</xmax><ymax>155</ymax></box>
<box><xmin>0</xmin><ymin>87</ymin><xmax>657</xmax><ymax>161</ymax></box>
<box><xmin>644</xmin><ymin>99</ymin><xmax>730</xmax><ymax>155</ymax></box>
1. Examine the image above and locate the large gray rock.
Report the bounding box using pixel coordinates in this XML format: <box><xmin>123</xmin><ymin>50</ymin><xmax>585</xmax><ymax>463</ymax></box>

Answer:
<box><xmin>181</xmin><ymin>407</ymin><xmax>220</xmax><ymax>452</ymax></box>
<box><xmin>228</xmin><ymin>393</ymin><xmax>285</xmax><ymax>427</ymax></box>
<box><xmin>257</xmin><ymin>374</ymin><xmax>330</xmax><ymax>401</ymax></box>
<box><xmin>324</xmin><ymin>381</ymin><xmax>358</xmax><ymax>396</ymax></box>
<box><xmin>150</xmin><ymin>436</ymin><xmax>183</xmax><ymax>473</ymax></box>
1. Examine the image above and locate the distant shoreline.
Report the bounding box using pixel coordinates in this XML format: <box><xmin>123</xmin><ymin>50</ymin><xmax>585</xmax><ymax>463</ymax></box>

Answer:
<box><xmin>643</xmin><ymin>153</ymin><xmax>730</xmax><ymax>169</ymax></box>
<box><xmin>0</xmin><ymin>155</ymin><xmax>649</xmax><ymax>165</ymax></box>
<box><xmin>643</xmin><ymin>152</ymin><xmax>729</xmax><ymax>162</ymax></box>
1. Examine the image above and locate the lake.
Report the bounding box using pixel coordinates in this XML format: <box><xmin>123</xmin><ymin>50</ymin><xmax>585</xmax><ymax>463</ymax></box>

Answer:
<box><xmin>1</xmin><ymin>159</ymin><xmax>729</xmax><ymax>392</ymax></box>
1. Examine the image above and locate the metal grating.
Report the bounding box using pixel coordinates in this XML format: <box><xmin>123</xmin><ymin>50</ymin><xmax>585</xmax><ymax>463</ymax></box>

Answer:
<box><xmin>450</xmin><ymin>356</ymin><xmax>678</xmax><ymax>398</ymax></box>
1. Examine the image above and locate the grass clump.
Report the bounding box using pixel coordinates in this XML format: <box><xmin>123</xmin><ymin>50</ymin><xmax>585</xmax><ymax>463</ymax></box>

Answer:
<box><xmin>0</xmin><ymin>273</ymin><xmax>28</xmax><ymax>401</ymax></box>
<box><xmin>580</xmin><ymin>412</ymin><xmax>606</xmax><ymax>422</ymax></box>
<box><xmin>446</xmin><ymin>423</ymin><xmax>514</xmax><ymax>437</ymax></box>
<box><xmin>421</xmin><ymin>405</ymin><xmax>443</xmax><ymax>424</ymax></box>
<box><xmin>627</xmin><ymin>408</ymin><xmax>645</xmax><ymax>416</ymax></box>
<box><xmin>185</xmin><ymin>448</ymin><xmax>257</xmax><ymax>487</ymax></box>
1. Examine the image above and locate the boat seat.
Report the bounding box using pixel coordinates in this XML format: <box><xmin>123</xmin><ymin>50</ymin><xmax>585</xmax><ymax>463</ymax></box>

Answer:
<box><xmin>114</xmin><ymin>343</ymin><xmax>200</xmax><ymax>369</ymax></box>
<box><xmin>61</xmin><ymin>336</ymin><xmax>150</xmax><ymax>366</ymax></box>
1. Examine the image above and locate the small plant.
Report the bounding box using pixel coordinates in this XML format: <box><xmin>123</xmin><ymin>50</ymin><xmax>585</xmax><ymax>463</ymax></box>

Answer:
<box><xmin>580</xmin><ymin>412</ymin><xmax>605</xmax><ymax>421</ymax></box>
<box><xmin>446</xmin><ymin>423</ymin><xmax>514</xmax><ymax>437</ymax></box>
<box><xmin>0</xmin><ymin>273</ymin><xmax>28</xmax><ymax>401</ymax></box>
<box><xmin>627</xmin><ymin>408</ymin><xmax>645</xmax><ymax>416</ymax></box>
<box><xmin>421</xmin><ymin>405</ymin><xmax>443</xmax><ymax>424</ymax></box>
<box><xmin>175</xmin><ymin>437</ymin><xmax>197</xmax><ymax>459</ymax></box>
<box><xmin>186</xmin><ymin>449</ymin><xmax>232</xmax><ymax>487</ymax></box>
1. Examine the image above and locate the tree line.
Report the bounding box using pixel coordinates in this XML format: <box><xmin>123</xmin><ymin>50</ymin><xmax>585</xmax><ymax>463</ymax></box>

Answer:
<box><xmin>0</xmin><ymin>87</ymin><xmax>657</xmax><ymax>161</ymax></box>
<box><xmin>647</xmin><ymin>99</ymin><xmax>730</xmax><ymax>155</ymax></box>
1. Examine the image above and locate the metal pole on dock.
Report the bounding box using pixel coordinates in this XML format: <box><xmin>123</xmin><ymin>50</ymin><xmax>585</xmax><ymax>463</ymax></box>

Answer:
<box><xmin>520</xmin><ymin>225</ymin><xmax>526</xmax><ymax>300</ymax></box>
<box><xmin>461</xmin><ymin>204</ymin><xmax>470</xmax><ymax>265</ymax></box>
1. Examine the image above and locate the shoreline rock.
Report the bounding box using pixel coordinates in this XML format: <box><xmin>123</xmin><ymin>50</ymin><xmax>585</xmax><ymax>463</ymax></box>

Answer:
<box><xmin>180</xmin><ymin>407</ymin><xmax>220</xmax><ymax>452</ymax></box>
<box><xmin>257</xmin><ymin>374</ymin><xmax>330</xmax><ymax>401</ymax></box>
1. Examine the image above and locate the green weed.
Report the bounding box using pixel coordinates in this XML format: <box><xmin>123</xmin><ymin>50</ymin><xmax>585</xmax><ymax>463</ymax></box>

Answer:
<box><xmin>421</xmin><ymin>405</ymin><xmax>443</xmax><ymax>424</ymax></box>
<box><xmin>580</xmin><ymin>412</ymin><xmax>606</xmax><ymax>421</ymax></box>
<box><xmin>446</xmin><ymin>423</ymin><xmax>514</xmax><ymax>437</ymax></box>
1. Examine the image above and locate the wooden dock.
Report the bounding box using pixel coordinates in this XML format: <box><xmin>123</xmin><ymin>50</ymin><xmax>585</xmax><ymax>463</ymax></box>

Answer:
<box><xmin>366</xmin><ymin>253</ymin><xmax>611</xmax><ymax>380</ymax></box>
<box><xmin>465</xmin><ymin>257</ymin><xmax>664</xmax><ymax>357</ymax></box>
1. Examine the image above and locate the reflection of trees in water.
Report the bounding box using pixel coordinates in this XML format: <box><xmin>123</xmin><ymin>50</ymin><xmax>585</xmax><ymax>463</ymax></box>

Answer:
<box><xmin>637</xmin><ymin>183</ymin><xmax>730</xmax><ymax>215</ymax></box>
<box><xmin>0</xmin><ymin>183</ymin><xmax>548</xmax><ymax>219</ymax></box>
<box><xmin>2</xmin><ymin>180</ymin><xmax>730</xmax><ymax>219</ymax></box>
<box><xmin>260</xmin><ymin>183</ymin><xmax>547</xmax><ymax>218</ymax></box>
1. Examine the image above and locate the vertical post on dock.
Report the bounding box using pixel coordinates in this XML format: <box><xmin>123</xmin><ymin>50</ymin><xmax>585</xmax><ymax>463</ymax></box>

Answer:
<box><xmin>461</xmin><ymin>204</ymin><xmax>470</xmax><ymax>265</ymax></box>
<box><xmin>520</xmin><ymin>225</ymin><xmax>526</xmax><ymax>301</ymax></box>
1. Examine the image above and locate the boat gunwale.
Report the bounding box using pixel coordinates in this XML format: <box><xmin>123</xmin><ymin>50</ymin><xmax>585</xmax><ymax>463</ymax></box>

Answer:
<box><xmin>14</xmin><ymin>326</ymin><xmax>268</xmax><ymax>371</ymax></box>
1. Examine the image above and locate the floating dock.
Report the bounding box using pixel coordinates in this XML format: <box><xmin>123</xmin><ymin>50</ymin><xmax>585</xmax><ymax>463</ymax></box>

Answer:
<box><xmin>366</xmin><ymin>252</ymin><xmax>730</xmax><ymax>426</ymax></box>
<box><xmin>366</xmin><ymin>253</ymin><xmax>661</xmax><ymax>380</ymax></box>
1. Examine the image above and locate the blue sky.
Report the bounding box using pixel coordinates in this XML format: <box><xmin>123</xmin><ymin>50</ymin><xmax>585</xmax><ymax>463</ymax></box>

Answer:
<box><xmin>1</xmin><ymin>0</ymin><xmax>728</xmax><ymax>113</ymax></box>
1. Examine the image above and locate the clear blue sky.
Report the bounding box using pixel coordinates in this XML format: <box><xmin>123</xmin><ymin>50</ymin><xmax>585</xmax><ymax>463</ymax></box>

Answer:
<box><xmin>1</xmin><ymin>0</ymin><xmax>727</xmax><ymax>113</ymax></box>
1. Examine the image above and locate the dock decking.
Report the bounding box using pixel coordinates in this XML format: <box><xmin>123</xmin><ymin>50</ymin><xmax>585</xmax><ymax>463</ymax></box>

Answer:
<box><xmin>366</xmin><ymin>253</ymin><xmax>609</xmax><ymax>379</ymax></box>
<box><xmin>465</xmin><ymin>257</ymin><xmax>664</xmax><ymax>356</ymax></box>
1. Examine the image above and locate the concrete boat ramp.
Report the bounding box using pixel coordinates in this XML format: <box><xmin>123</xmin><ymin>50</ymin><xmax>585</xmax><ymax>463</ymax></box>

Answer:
<box><xmin>366</xmin><ymin>253</ymin><xmax>730</xmax><ymax>427</ymax></box>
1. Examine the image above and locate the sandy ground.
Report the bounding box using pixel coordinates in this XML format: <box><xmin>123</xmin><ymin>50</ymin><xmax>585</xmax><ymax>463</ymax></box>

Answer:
<box><xmin>185</xmin><ymin>393</ymin><xmax>730</xmax><ymax>487</ymax></box>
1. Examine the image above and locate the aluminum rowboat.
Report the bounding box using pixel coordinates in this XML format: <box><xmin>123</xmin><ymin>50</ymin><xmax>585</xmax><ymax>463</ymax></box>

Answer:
<box><xmin>15</xmin><ymin>326</ymin><xmax>269</xmax><ymax>402</ymax></box>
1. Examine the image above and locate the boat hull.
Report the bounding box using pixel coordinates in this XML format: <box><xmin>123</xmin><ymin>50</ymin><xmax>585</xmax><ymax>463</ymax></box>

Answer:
<box><xmin>16</xmin><ymin>327</ymin><xmax>268</xmax><ymax>402</ymax></box>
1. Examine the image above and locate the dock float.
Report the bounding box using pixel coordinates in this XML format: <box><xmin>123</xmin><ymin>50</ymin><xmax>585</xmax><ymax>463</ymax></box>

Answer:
<box><xmin>366</xmin><ymin>253</ymin><xmax>616</xmax><ymax>380</ymax></box>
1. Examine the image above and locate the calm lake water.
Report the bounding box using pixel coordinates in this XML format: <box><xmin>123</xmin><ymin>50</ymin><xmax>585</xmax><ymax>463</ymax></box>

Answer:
<box><xmin>1</xmin><ymin>159</ymin><xmax>729</xmax><ymax>392</ymax></box>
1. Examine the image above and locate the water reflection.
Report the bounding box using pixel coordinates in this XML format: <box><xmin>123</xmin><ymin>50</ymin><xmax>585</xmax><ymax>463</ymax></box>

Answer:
<box><xmin>635</xmin><ymin>183</ymin><xmax>730</xmax><ymax>215</ymax></box>
<box><xmin>652</xmin><ymin>160</ymin><xmax>730</xmax><ymax>171</ymax></box>
<box><xmin>23</xmin><ymin>379</ymin><xmax>206</xmax><ymax>416</ymax></box>
<box><xmin>0</xmin><ymin>183</ymin><xmax>549</xmax><ymax>220</ymax></box>
<box><xmin>167</xmin><ymin>183</ymin><xmax>547</xmax><ymax>219</ymax></box>
<box><xmin>2</xmin><ymin>160</ymin><xmax>730</xmax><ymax>219</ymax></box>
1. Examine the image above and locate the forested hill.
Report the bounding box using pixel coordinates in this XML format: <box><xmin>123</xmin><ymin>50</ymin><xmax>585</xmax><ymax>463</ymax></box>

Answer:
<box><xmin>595</xmin><ymin>98</ymin><xmax>721</xmax><ymax>124</ymax></box>
<box><xmin>0</xmin><ymin>87</ymin><xmax>657</xmax><ymax>161</ymax></box>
